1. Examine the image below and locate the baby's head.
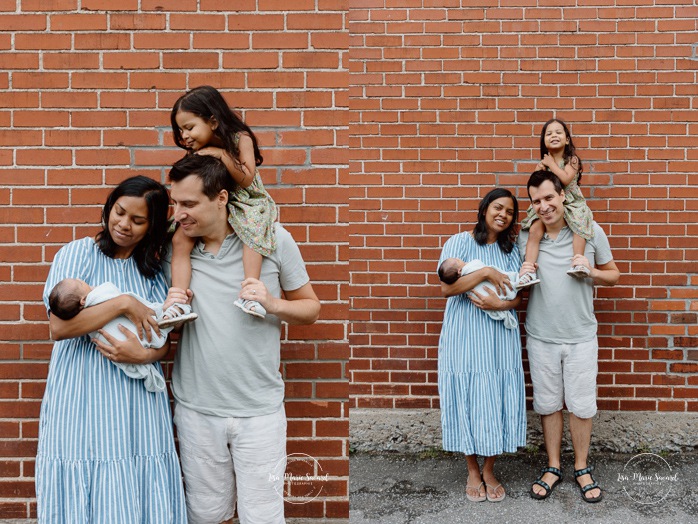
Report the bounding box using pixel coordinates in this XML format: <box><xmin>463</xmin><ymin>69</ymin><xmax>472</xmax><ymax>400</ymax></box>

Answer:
<box><xmin>49</xmin><ymin>278</ymin><xmax>92</xmax><ymax>320</ymax></box>
<box><xmin>438</xmin><ymin>258</ymin><xmax>465</xmax><ymax>285</ymax></box>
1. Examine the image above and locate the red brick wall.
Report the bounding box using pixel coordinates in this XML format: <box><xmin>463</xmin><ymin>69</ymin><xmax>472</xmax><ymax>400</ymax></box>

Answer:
<box><xmin>349</xmin><ymin>3</ymin><xmax>698</xmax><ymax>412</ymax></box>
<box><xmin>0</xmin><ymin>3</ymin><xmax>348</xmax><ymax>520</ymax></box>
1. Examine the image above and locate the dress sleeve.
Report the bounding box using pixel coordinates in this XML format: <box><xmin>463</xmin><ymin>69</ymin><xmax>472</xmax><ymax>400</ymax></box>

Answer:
<box><xmin>438</xmin><ymin>233</ymin><xmax>470</xmax><ymax>271</ymax></box>
<box><xmin>507</xmin><ymin>243</ymin><xmax>522</xmax><ymax>273</ymax></box>
<box><xmin>147</xmin><ymin>269</ymin><xmax>169</xmax><ymax>305</ymax></box>
<box><xmin>42</xmin><ymin>238</ymin><xmax>92</xmax><ymax>317</ymax></box>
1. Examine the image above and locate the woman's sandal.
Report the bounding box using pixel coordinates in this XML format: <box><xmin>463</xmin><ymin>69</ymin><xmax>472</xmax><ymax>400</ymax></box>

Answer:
<box><xmin>158</xmin><ymin>303</ymin><xmax>198</xmax><ymax>329</ymax></box>
<box><xmin>465</xmin><ymin>481</ymin><xmax>486</xmax><ymax>503</ymax></box>
<box><xmin>515</xmin><ymin>271</ymin><xmax>540</xmax><ymax>290</ymax></box>
<box><xmin>530</xmin><ymin>466</ymin><xmax>562</xmax><ymax>500</ymax></box>
<box><xmin>485</xmin><ymin>483</ymin><xmax>506</xmax><ymax>503</ymax></box>
<box><xmin>574</xmin><ymin>465</ymin><xmax>603</xmax><ymax>503</ymax></box>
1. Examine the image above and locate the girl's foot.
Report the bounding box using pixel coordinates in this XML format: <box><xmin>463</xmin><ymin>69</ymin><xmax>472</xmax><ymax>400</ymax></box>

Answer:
<box><xmin>234</xmin><ymin>298</ymin><xmax>266</xmax><ymax>319</ymax></box>
<box><xmin>515</xmin><ymin>272</ymin><xmax>540</xmax><ymax>290</ymax></box>
<box><xmin>158</xmin><ymin>303</ymin><xmax>198</xmax><ymax>328</ymax></box>
<box><xmin>567</xmin><ymin>265</ymin><xmax>591</xmax><ymax>278</ymax></box>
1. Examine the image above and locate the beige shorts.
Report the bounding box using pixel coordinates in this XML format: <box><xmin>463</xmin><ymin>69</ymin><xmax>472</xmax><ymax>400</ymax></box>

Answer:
<box><xmin>526</xmin><ymin>337</ymin><xmax>598</xmax><ymax>419</ymax></box>
<box><xmin>173</xmin><ymin>402</ymin><xmax>287</xmax><ymax>524</ymax></box>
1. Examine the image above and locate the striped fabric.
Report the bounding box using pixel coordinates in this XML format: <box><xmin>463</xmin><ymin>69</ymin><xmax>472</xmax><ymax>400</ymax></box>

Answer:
<box><xmin>437</xmin><ymin>233</ymin><xmax>526</xmax><ymax>456</ymax></box>
<box><xmin>37</xmin><ymin>238</ymin><xmax>187</xmax><ymax>523</ymax></box>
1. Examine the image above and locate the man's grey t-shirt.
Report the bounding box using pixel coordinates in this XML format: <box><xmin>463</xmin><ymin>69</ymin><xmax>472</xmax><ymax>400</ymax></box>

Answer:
<box><xmin>517</xmin><ymin>222</ymin><xmax>613</xmax><ymax>345</ymax></box>
<box><xmin>163</xmin><ymin>224</ymin><xmax>310</xmax><ymax>418</ymax></box>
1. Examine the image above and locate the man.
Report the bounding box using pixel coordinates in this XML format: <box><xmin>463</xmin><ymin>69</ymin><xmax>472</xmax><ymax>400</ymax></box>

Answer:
<box><xmin>518</xmin><ymin>170</ymin><xmax>619</xmax><ymax>503</ymax></box>
<box><xmin>164</xmin><ymin>154</ymin><xmax>321</xmax><ymax>524</ymax></box>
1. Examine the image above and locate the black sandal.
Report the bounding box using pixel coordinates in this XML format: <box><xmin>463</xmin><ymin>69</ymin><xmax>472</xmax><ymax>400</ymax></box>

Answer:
<box><xmin>530</xmin><ymin>466</ymin><xmax>562</xmax><ymax>500</ymax></box>
<box><xmin>574</xmin><ymin>465</ymin><xmax>603</xmax><ymax>503</ymax></box>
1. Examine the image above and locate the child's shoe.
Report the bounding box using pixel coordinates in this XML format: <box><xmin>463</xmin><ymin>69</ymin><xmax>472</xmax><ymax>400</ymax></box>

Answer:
<box><xmin>234</xmin><ymin>298</ymin><xmax>266</xmax><ymax>319</ymax></box>
<box><xmin>567</xmin><ymin>265</ymin><xmax>591</xmax><ymax>278</ymax></box>
<box><xmin>158</xmin><ymin>303</ymin><xmax>198</xmax><ymax>328</ymax></box>
<box><xmin>515</xmin><ymin>272</ymin><xmax>540</xmax><ymax>290</ymax></box>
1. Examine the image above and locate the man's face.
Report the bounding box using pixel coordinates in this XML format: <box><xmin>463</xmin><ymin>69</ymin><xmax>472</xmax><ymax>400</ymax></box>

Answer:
<box><xmin>529</xmin><ymin>180</ymin><xmax>566</xmax><ymax>229</ymax></box>
<box><xmin>170</xmin><ymin>175</ymin><xmax>227</xmax><ymax>238</ymax></box>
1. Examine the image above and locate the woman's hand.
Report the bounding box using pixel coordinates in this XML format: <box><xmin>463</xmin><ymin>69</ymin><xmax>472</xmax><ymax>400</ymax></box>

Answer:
<box><xmin>468</xmin><ymin>287</ymin><xmax>504</xmax><ymax>311</ymax></box>
<box><xmin>485</xmin><ymin>267</ymin><xmax>513</xmax><ymax>296</ymax></box>
<box><xmin>92</xmin><ymin>325</ymin><xmax>153</xmax><ymax>365</ymax></box>
<box><xmin>120</xmin><ymin>295</ymin><xmax>159</xmax><ymax>343</ymax></box>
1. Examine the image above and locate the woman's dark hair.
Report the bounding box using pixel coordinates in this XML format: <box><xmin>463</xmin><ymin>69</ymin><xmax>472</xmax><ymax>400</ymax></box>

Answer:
<box><xmin>540</xmin><ymin>118</ymin><xmax>583</xmax><ymax>184</ymax></box>
<box><xmin>95</xmin><ymin>175</ymin><xmax>170</xmax><ymax>279</ymax></box>
<box><xmin>472</xmin><ymin>188</ymin><xmax>519</xmax><ymax>254</ymax></box>
<box><xmin>171</xmin><ymin>85</ymin><xmax>263</xmax><ymax>170</ymax></box>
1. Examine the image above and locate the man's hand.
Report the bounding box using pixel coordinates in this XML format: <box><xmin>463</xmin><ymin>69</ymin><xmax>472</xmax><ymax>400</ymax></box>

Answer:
<box><xmin>240</xmin><ymin>278</ymin><xmax>272</xmax><ymax>311</ymax></box>
<box><xmin>164</xmin><ymin>287</ymin><xmax>193</xmax><ymax>311</ymax></box>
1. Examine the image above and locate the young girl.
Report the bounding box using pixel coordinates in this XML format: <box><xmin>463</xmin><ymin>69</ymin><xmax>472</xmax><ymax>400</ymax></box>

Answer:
<box><xmin>518</xmin><ymin>118</ymin><xmax>594</xmax><ymax>286</ymax></box>
<box><xmin>170</xmin><ymin>85</ymin><xmax>277</xmax><ymax>318</ymax></box>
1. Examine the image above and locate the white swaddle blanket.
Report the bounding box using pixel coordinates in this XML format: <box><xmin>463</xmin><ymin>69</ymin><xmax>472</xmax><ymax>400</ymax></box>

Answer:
<box><xmin>85</xmin><ymin>282</ymin><xmax>172</xmax><ymax>393</ymax></box>
<box><xmin>461</xmin><ymin>259</ymin><xmax>519</xmax><ymax>330</ymax></box>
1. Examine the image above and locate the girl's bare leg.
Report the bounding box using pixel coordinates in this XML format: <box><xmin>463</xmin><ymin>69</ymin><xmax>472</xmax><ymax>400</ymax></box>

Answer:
<box><xmin>167</xmin><ymin>227</ymin><xmax>196</xmax><ymax>317</ymax></box>
<box><xmin>520</xmin><ymin>219</ymin><xmax>544</xmax><ymax>278</ymax></box>
<box><xmin>242</xmin><ymin>243</ymin><xmax>263</xmax><ymax>280</ymax></box>
<box><xmin>572</xmin><ymin>233</ymin><xmax>587</xmax><ymax>259</ymax></box>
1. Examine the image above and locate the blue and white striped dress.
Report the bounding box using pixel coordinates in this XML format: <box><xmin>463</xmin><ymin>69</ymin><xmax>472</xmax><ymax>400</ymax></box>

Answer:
<box><xmin>438</xmin><ymin>232</ymin><xmax>526</xmax><ymax>456</ymax></box>
<box><xmin>37</xmin><ymin>237</ymin><xmax>187</xmax><ymax>524</ymax></box>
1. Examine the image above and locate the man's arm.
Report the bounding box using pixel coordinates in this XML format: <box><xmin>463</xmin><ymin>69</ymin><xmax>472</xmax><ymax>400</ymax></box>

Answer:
<box><xmin>590</xmin><ymin>259</ymin><xmax>620</xmax><ymax>287</ymax></box>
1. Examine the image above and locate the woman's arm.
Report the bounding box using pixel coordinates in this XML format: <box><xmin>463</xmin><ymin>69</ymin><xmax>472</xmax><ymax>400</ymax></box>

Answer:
<box><xmin>440</xmin><ymin>266</ymin><xmax>514</xmax><ymax>298</ymax></box>
<box><xmin>92</xmin><ymin>325</ymin><xmax>170</xmax><ymax>365</ymax></box>
<box><xmin>468</xmin><ymin>288</ymin><xmax>523</xmax><ymax>311</ymax></box>
<box><xmin>49</xmin><ymin>294</ymin><xmax>157</xmax><ymax>341</ymax></box>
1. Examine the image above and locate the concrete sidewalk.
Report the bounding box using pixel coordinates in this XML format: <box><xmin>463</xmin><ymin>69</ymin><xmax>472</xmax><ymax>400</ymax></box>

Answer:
<box><xmin>350</xmin><ymin>450</ymin><xmax>698</xmax><ymax>523</ymax></box>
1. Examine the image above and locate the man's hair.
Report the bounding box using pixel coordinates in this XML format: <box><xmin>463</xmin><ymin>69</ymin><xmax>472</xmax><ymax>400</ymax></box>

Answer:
<box><xmin>48</xmin><ymin>280</ymin><xmax>83</xmax><ymax>320</ymax></box>
<box><xmin>168</xmin><ymin>154</ymin><xmax>236</xmax><ymax>200</ymax></box>
<box><xmin>526</xmin><ymin>169</ymin><xmax>564</xmax><ymax>200</ymax></box>
<box><xmin>438</xmin><ymin>258</ymin><xmax>462</xmax><ymax>285</ymax></box>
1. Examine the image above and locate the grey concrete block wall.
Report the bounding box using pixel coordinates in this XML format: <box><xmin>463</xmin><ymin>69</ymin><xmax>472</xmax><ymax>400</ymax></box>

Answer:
<box><xmin>350</xmin><ymin>409</ymin><xmax>698</xmax><ymax>454</ymax></box>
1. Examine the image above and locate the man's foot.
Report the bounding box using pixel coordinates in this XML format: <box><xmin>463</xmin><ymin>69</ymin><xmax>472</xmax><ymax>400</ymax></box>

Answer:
<box><xmin>530</xmin><ymin>466</ymin><xmax>563</xmax><ymax>500</ymax></box>
<box><xmin>482</xmin><ymin>471</ymin><xmax>505</xmax><ymax>502</ymax></box>
<box><xmin>574</xmin><ymin>465</ymin><xmax>602</xmax><ymax>503</ymax></box>
<box><xmin>465</xmin><ymin>471</ymin><xmax>486</xmax><ymax>502</ymax></box>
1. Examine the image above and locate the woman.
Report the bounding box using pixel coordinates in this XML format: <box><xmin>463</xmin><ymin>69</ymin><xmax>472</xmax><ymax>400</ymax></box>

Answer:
<box><xmin>437</xmin><ymin>188</ymin><xmax>526</xmax><ymax>503</ymax></box>
<box><xmin>37</xmin><ymin>176</ymin><xmax>187</xmax><ymax>522</ymax></box>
